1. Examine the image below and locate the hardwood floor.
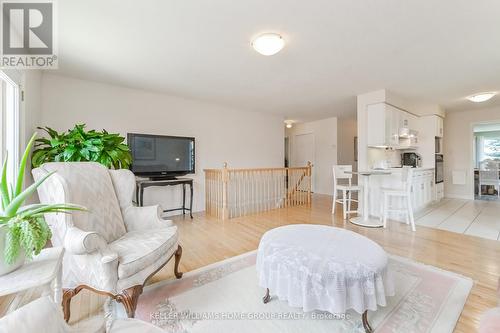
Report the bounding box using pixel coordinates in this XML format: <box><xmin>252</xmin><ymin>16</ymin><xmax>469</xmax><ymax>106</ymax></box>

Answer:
<box><xmin>2</xmin><ymin>194</ymin><xmax>499</xmax><ymax>332</ymax></box>
<box><xmin>156</xmin><ymin>193</ymin><xmax>500</xmax><ymax>333</ymax></box>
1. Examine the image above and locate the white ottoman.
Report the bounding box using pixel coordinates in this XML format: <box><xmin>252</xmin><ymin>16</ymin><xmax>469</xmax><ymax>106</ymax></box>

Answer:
<box><xmin>256</xmin><ymin>224</ymin><xmax>394</xmax><ymax>333</ymax></box>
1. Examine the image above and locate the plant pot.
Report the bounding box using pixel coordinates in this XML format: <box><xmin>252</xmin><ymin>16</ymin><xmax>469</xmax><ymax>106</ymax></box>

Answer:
<box><xmin>0</xmin><ymin>226</ymin><xmax>25</xmax><ymax>276</ymax></box>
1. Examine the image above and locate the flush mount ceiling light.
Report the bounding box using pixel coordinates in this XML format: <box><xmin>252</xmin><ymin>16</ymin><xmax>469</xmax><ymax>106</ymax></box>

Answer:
<box><xmin>284</xmin><ymin>120</ymin><xmax>294</xmax><ymax>128</ymax></box>
<box><xmin>252</xmin><ymin>33</ymin><xmax>285</xmax><ymax>56</ymax></box>
<box><xmin>467</xmin><ymin>92</ymin><xmax>497</xmax><ymax>103</ymax></box>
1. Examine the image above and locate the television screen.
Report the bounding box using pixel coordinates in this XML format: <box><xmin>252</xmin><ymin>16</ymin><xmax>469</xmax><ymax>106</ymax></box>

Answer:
<box><xmin>128</xmin><ymin>133</ymin><xmax>195</xmax><ymax>177</ymax></box>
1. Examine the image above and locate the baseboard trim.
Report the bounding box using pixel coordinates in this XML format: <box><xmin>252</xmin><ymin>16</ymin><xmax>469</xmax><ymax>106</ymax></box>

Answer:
<box><xmin>444</xmin><ymin>193</ymin><xmax>474</xmax><ymax>200</ymax></box>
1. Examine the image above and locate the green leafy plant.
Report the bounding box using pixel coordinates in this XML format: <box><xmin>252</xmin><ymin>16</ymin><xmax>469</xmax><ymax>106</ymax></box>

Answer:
<box><xmin>31</xmin><ymin>124</ymin><xmax>132</xmax><ymax>169</ymax></box>
<box><xmin>1</xmin><ymin>134</ymin><xmax>84</xmax><ymax>264</ymax></box>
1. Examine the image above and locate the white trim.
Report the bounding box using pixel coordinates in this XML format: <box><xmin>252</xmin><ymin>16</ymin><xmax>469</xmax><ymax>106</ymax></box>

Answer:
<box><xmin>444</xmin><ymin>193</ymin><xmax>474</xmax><ymax>200</ymax></box>
<box><xmin>292</xmin><ymin>132</ymin><xmax>315</xmax><ymax>192</ymax></box>
<box><xmin>0</xmin><ymin>71</ymin><xmax>21</xmax><ymax>183</ymax></box>
<box><xmin>0</xmin><ymin>70</ymin><xmax>22</xmax><ymax>86</ymax></box>
<box><xmin>469</xmin><ymin>119</ymin><xmax>500</xmax><ymax>200</ymax></box>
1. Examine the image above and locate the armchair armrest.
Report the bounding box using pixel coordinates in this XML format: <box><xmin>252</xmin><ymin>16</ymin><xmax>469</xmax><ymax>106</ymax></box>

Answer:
<box><xmin>122</xmin><ymin>205</ymin><xmax>173</xmax><ymax>231</ymax></box>
<box><xmin>64</xmin><ymin>227</ymin><xmax>103</xmax><ymax>254</ymax></box>
<box><xmin>64</xmin><ymin>227</ymin><xmax>115</xmax><ymax>259</ymax></box>
<box><xmin>64</xmin><ymin>227</ymin><xmax>118</xmax><ymax>265</ymax></box>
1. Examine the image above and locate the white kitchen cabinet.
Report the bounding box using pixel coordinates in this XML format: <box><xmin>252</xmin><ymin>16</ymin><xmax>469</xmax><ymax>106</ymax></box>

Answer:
<box><xmin>436</xmin><ymin>116</ymin><xmax>444</xmax><ymax>137</ymax></box>
<box><xmin>367</xmin><ymin>103</ymin><xmax>420</xmax><ymax>148</ymax></box>
<box><xmin>411</xmin><ymin>170</ymin><xmax>435</xmax><ymax>211</ymax></box>
<box><xmin>368</xmin><ymin>168</ymin><xmax>436</xmax><ymax>221</ymax></box>
<box><xmin>366</xmin><ymin>103</ymin><xmax>399</xmax><ymax>147</ymax></box>
<box><xmin>420</xmin><ymin>115</ymin><xmax>444</xmax><ymax>138</ymax></box>
<box><xmin>412</xmin><ymin>173</ymin><xmax>425</xmax><ymax>211</ymax></box>
<box><xmin>398</xmin><ymin>109</ymin><xmax>418</xmax><ymax>132</ymax></box>
<box><xmin>435</xmin><ymin>182</ymin><xmax>444</xmax><ymax>201</ymax></box>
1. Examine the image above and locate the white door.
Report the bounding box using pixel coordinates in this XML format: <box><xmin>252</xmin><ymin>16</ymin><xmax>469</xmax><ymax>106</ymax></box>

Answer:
<box><xmin>293</xmin><ymin>133</ymin><xmax>315</xmax><ymax>191</ymax></box>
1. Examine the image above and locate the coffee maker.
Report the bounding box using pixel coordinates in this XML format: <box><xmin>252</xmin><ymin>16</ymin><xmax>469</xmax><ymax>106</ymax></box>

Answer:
<box><xmin>401</xmin><ymin>152</ymin><xmax>421</xmax><ymax>168</ymax></box>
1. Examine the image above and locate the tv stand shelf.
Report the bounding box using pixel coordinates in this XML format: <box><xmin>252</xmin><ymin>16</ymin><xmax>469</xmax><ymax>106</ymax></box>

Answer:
<box><xmin>135</xmin><ymin>177</ymin><xmax>193</xmax><ymax>219</ymax></box>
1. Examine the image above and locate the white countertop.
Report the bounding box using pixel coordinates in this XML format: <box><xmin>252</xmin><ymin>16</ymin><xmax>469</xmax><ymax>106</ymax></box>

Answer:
<box><xmin>371</xmin><ymin>167</ymin><xmax>435</xmax><ymax>172</ymax></box>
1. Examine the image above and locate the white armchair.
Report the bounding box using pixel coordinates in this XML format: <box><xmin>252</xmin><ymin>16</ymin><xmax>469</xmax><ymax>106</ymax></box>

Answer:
<box><xmin>32</xmin><ymin>162</ymin><xmax>183</xmax><ymax>321</ymax></box>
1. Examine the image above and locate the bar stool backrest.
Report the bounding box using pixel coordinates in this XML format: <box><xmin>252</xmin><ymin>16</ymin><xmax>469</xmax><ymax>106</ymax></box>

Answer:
<box><xmin>333</xmin><ymin>165</ymin><xmax>353</xmax><ymax>188</ymax></box>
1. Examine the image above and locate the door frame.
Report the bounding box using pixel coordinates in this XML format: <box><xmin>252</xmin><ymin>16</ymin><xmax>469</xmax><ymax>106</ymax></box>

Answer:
<box><xmin>291</xmin><ymin>132</ymin><xmax>315</xmax><ymax>192</ymax></box>
<box><xmin>470</xmin><ymin>119</ymin><xmax>500</xmax><ymax>200</ymax></box>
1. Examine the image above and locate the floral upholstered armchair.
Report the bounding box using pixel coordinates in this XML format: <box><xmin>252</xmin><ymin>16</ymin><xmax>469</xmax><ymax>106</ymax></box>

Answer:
<box><xmin>32</xmin><ymin>162</ymin><xmax>183</xmax><ymax>321</ymax></box>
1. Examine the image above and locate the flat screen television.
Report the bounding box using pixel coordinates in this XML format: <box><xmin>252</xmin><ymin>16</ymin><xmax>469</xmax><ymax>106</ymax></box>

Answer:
<box><xmin>128</xmin><ymin>133</ymin><xmax>195</xmax><ymax>179</ymax></box>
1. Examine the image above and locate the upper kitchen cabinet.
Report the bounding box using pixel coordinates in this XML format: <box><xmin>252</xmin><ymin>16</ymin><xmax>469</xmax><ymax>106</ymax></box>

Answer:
<box><xmin>436</xmin><ymin>115</ymin><xmax>444</xmax><ymax>137</ymax></box>
<box><xmin>366</xmin><ymin>102</ymin><xmax>399</xmax><ymax>147</ymax></box>
<box><xmin>366</xmin><ymin>102</ymin><xmax>418</xmax><ymax>148</ymax></box>
<box><xmin>399</xmin><ymin>110</ymin><xmax>418</xmax><ymax>133</ymax></box>
<box><xmin>420</xmin><ymin>115</ymin><xmax>444</xmax><ymax>138</ymax></box>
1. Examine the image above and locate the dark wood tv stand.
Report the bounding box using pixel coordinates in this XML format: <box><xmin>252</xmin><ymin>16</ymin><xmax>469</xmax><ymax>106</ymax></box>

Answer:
<box><xmin>147</xmin><ymin>176</ymin><xmax>178</xmax><ymax>181</ymax></box>
<box><xmin>135</xmin><ymin>177</ymin><xmax>193</xmax><ymax>219</ymax></box>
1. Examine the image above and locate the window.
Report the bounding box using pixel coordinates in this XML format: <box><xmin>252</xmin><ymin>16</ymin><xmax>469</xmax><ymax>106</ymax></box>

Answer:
<box><xmin>475</xmin><ymin>131</ymin><xmax>500</xmax><ymax>168</ymax></box>
<box><xmin>0</xmin><ymin>71</ymin><xmax>20</xmax><ymax>185</ymax></box>
<box><xmin>483</xmin><ymin>138</ymin><xmax>500</xmax><ymax>160</ymax></box>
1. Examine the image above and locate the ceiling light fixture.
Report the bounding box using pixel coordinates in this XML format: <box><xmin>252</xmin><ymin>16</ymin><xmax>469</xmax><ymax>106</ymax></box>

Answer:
<box><xmin>467</xmin><ymin>92</ymin><xmax>497</xmax><ymax>103</ymax></box>
<box><xmin>284</xmin><ymin>120</ymin><xmax>294</xmax><ymax>128</ymax></box>
<box><xmin>252</xmin><ymin>33</ymin><xmax>285</xmax><ymax>56</ymax></box>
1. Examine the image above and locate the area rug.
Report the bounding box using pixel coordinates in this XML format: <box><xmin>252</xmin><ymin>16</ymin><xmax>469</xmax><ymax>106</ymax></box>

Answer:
<box><xmin>133</xmin><ymin>251</ymin><xmax>473</xmax><ymax>333</ymax></box>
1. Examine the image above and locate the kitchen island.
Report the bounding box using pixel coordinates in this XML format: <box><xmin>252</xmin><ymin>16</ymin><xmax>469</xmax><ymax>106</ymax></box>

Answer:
<box><xmin>347</xmin><ymin>170</ymin><xmax>391</xmax><ymax>228</ymax></box>
<box><xmin>361</xmin><ymin>167</ymin><xmax>436</xmax><ymax>222</ymax></box>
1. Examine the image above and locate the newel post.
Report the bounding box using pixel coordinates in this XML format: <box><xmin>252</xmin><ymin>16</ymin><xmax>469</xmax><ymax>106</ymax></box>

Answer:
<box><xmin>307</xmin><ymin>161</ymin><xmax>312</xmax><ymax>206</ymax></box>
<box><xmin>222</xmin><ymin>162</ymin><xmax>229</xmax><ymax>220</ymax></box>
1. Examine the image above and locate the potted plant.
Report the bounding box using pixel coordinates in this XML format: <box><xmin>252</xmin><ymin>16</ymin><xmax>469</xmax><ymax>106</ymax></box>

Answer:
<box><xmin>31</xmin><ymin>124</ymin><xmax>132</xmax><ymax>169</ymax></box>
<box><xmin>0</xmin><ymin>134</ymin><xmax>83</xmax><ymax>275</ymax></box>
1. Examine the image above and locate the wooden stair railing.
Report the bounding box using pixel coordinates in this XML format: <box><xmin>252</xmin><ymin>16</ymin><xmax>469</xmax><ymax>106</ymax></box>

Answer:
<box><xmin>285</xmin><ymin>162</ymin><xmax>312</xmax><ymax>207</ymax></box>
<box><xmin>204</xmin><ymin>162</ymin><xmax>312</xmax><ymax>220</ymax></box>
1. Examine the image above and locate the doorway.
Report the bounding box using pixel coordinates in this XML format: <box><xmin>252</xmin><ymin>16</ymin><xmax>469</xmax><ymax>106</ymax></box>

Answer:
<box><xmin>473</xmin><ymin>122</ymin><xmax>500</xmax><ymax>201</ymax></box>
<box><xmin>284</xmin><ymin>137</ymin><xmax>289</xmax><ymax>167</ymax></box>
<box><xmin>292</xmin><ymin>133</ymin><xmax>315</xmax><ymax>192</ymax></box>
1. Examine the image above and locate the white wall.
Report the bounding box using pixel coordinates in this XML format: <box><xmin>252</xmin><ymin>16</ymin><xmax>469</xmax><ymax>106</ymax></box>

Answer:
<box><xmin>21</xmin><ymin>70</ymin><xmax>42</xmax><ymax>202</ymax></box>
<box><xmin>337</xmin><ymin>116</ymin><xmax>357</xmax><ymax>168</ymax></box>
<box><xmin>22</xmin><ymin>71</ymin><xmax>42</xmax><ymax>146</ymax></box>
<box><xmin>286</xmin><ymin>117</ymin><xmax>337</xmax><ymax>195</ymax></box>
<box><xmin>39</xmin><ymin>74</ymin><xmax>284</xmax><ymax>213</ymax></box>
<box><xmin>444</xmin><ymin>106</ymin><xmax>500</xmax><ymax>199</ymax></box>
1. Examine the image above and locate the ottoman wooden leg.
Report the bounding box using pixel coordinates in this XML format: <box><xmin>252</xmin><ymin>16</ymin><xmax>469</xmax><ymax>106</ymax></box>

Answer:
<box><xmin>262</xmin><ymin>288</ymin><xmax>271</xmax><ymax>304</ymax></box>
<box><xmin>362</xmin><ymin>310</ymin><xmax>373</xmax><ymax>333</ymax></box>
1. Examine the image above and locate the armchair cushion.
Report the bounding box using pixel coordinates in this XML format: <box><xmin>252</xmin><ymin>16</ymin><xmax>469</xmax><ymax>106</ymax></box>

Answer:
<box><xmin>108</xmin><ymin>226</ymin><xmax>178</xmax><ymax>279</ymax></box>
<box><xmin>122</xmin><ymin>205</ymin><xmax>173</xmax><ymax>231</ymax></box>
<box><xmin>0</xmin><ymin>296</ymin><xmax>164</xmax><ymax>333</ymax></box>
<box><xmin>0</xmin><ymin>296</ymin><xmax>69</xmax><ymax>333</ymax></box>
<box><xmin>108</xmin><ymin>169</ymin><xmax>174</xmax><ymax>231</ymax></box>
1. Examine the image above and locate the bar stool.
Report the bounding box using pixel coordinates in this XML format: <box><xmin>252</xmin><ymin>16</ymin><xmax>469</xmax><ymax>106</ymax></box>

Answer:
<box><xmin>332</xmin><ymin>165</ymin><xmax>362</xmax><ymax>220</ymax></box>
<box><xmin>380</xmin><ymin>167</ymin><xmax>416</xmax><ymax>231</ymax></box>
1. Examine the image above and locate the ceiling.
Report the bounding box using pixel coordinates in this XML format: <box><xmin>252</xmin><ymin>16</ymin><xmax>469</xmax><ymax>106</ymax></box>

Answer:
<box><xmin>55</xmin><ymin>0</ymin><xmax>500</xmax><ymax>120</ymax></box>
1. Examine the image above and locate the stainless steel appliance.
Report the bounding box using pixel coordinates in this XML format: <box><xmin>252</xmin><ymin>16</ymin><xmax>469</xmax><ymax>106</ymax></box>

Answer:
<box><xmin>401</xmin><ymin>152</ymin><xmax>421</xmax><ymax>168</ymax></box>
<box><xmin>435</xmin><ymin>154</ymin><xmax>444</xmax><ymax>183</ymax></box>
